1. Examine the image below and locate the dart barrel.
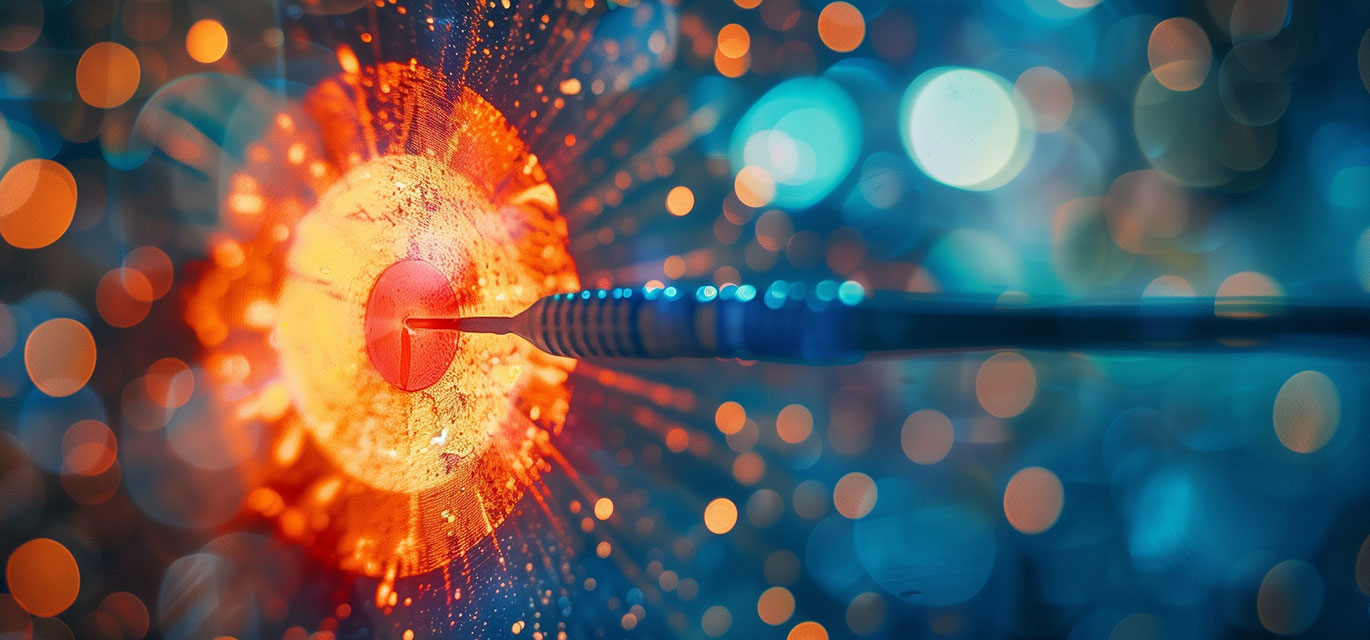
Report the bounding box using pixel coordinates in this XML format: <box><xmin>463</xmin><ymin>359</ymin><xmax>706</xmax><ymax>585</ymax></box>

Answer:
<box><xmin>514</xmin><ymin>282</ymin><xmax>865</xmax><ymax>361</ymax></box>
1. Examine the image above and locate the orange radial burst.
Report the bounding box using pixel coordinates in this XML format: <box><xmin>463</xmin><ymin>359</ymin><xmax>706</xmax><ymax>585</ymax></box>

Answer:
<box><xmin>186</xmin><ymin>61</ymin><xmax>579</xmax><ymax>578</ymax></box>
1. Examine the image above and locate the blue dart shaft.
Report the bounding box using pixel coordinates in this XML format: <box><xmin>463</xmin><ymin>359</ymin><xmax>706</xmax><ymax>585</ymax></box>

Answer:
<box><xmin>406</xmin><ymin>284</ymin><xmax>1370</xmax><ymax>363</ymax></box>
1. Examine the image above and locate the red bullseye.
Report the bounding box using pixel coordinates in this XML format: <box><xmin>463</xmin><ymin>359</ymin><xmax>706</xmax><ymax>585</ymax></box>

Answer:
<box><xmin>364</xmin><ymin>259</ymin><xmax>460</xmax><ymax>391</ymax></box>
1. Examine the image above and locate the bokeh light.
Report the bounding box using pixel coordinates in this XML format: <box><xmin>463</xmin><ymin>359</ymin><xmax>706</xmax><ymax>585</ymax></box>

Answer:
<box><xmin>975</xmin><ymin>352</ymin><xmax>1037</xmax><ymax>418</ymax></box>
<box><xmin>23</xmin><ymin>318</ymin><xmax>96</xmax><ymax>398</ymax></box>
<box><xmin>146</xmin><ymin>357</ymin><xmax>194</xmax><ymax>408</ymax></box>
<box><xmin>76</xmin><ymin>42</ymin><xmax>141</xmax><ymax>109</ymax></box>
<box><xmin>1257</xmin><ymin>560</ymin><xmax>1322</xmax><ymax>635</ymax></box>
<box><xmin>0</xmin><ymin>3</ymin><xmax>44</xmax><ymax>52</ymax></box>
<box><xmin>1272</xmin><ymin>370</ymin><xmax>1340</xmax><ymax>454</ymax></box>
<box><xmin>702</xmin><ymin>605</ymin><xmax>732</xmax><ymax>637</ymax></box>
<box><xmin>1216</xmin><ymin>271</ymin><xmax>1285</xmax><ymax>317</ymax></box>
<box><xmin>0</xmin><ymin>159</ymin><xmax>78</xmax><ymax>249</ymax></box>
<box><xmin>715</xmin><ymin>400</ymin><xmax>746</xmax><ymax>434</ymax></box>
<box><xmin>900</xmin><ymin>68</ymin><xmax>1034</xmax><ymax>190</ymax></box>
<box><xmin>61</xmin><ymin>419</ymin><xmax>117</xmax><ymax>476</ymax></box>
<box><xmin>1148</xmin><ymin>17</ymin><xmax>1212</xmax><ymax>92</ymax></box>
<box><xmin>776</xmin><ymin>403</ymin><xmax>814</xmax><ymax>444</ymax></box>
<box><xmin>832</xmin><ymin>472</ymin><xmax>876</xmax><ymax>519</ymax></box>
<box><xmin>96</xmin><ymin>268</ymin><xmax>154</xmax><ymax>328</ymax></box>
<box><xmin>1104</xmin><ymin>170</ymin><xmax>1188</xmax><ymax>254</ymax></box>
<box><xmin>666</xmin><ymin>185</ymin><xmax>695</xmax><ymax>216</ymax></box>
<box><xmin>1229</xmin><ymin>0</ymin><xmax>1289</xmax><ymax>43</ymax></box>
<box><xmin>100</xmin><ymin>592</ymin><xmax>150</xmax><ymax>640</ymax></box>
<box><xmin>185</xmin><ymin>19</ymin><xmax>228</xmax><ymax>64</ymax></box>
<box><xmin>730</xmin><ymin>78</ymin><xmax>861</xmax><ymax>208</ymax></box>
<box><xmin>788</xmin><ymin>621</ymin><xmax>829</xmax><ymax>640</ymax></box>
<box><xmin>717</xmin><ymin>24</ymin><xmax>750</xmax><ymax>59</ymax></box>
<box><xmin>757</xmin><ymin>586</ymin><xmax>795</xmax><ymax>625</ymax></box>
<box><xmin>594</xmin><ymin>497</ymin><xmax>614</xmax><ymax>520</ymax></box>
<box><xmin>734</xmin><ymin>166</ymin><xmax>776</xmax><ymax>208</ymax></box>
<box><xmin>6</xmin><ymin>538</ymin><xmax>80</xmax><ymax>617</ymax></box>
<box><xmin>817</xmin><ymin>2</ymin><xmax>865</xmax><ymax>53</ymax></box>
<box><xmin>899</xmin><ymin>409</ymin><xmax>952</xmax><ymax>465</ymax></box>
<box><xmin>124</xmin><ymin>246</ymin><xmax>174</xmax><ymax>299</ymax></box>
<box><xmin>1002</xmin><ymin>466</ymin><xmax>1064</xmax><ymax>534</ymax></box>
<box><xmin>1014</xmin><ymin>66</ymin><xmax>1073</xmax><ymax>133</ymax></box>
<box><xmin>705</xmin><ymin>498</ymin><xmax>739</xmax><ymax>534</ymax></box>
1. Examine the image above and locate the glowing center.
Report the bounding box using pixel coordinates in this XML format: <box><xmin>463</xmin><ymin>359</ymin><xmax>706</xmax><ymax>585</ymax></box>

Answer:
<box><xmin>276</xmin><ymin>154</ymin><xmax>556</xmax><ymax>494</ymax></box>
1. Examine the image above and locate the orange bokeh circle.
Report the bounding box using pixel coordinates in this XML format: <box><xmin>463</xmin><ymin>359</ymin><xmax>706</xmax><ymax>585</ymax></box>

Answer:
<box><xmin>6</xmin><ymin>538</ymin><xmax>80</xmax><ymax>617</ymax></box>
<box><xmin>96</xmin><ymin>268</ymin><xmax>154</xmax><ymax>328</ymax></box>
<box><xmin>24</xmin><ymin>318</ymin><xmax>96</xmax><ymax>397</ymax></box>
<box><xmin>76</xmin><ymin>42</ymin><xmax>141</xmax><ymax>109</ymax></box>
<box><xmin>0</xmin><ymin>159</ymin><xmax>77</xmax><ymax>250</ymax></box>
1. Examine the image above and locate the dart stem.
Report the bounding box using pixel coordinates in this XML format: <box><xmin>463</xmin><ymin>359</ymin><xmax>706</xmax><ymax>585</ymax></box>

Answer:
<box><xmin>405</xmin><ymin>316</ymin><xmax>514</xmax><ymax>334</ymax></box>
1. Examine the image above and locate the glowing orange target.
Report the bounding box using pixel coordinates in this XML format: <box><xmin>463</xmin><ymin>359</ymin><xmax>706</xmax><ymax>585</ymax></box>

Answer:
<box><xmin>187</xmin><ymin>60</ymin><xmax>578</xmax><ymax>578</ymax></box>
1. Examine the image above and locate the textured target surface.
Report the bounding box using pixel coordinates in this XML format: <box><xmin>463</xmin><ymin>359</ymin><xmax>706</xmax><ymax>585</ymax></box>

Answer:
<box><xmin>188</xmin><ymin>63</ymin><xmax>579</xmax><ymax>578</ymax></box>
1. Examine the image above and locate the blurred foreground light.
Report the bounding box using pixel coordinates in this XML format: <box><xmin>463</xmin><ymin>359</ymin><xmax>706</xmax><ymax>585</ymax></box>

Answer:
<box><xmin>1147</xmin><ymin>18</ymin><xmax>1212</xmax><ymax>92</ymax></box>
<box><xmin>730</xmin><ymin>77</ymin><xmax>861</xmax><ymax>209</ymax></box>
<box><xmin>901</xmin><ymin>409</ymin><xmax>953</xmax><ymax>465</ymax></box>
<box><xmin>1258</xmin><ymin>560</ymin><xmax>1322</xmax><ymax>635</ymax></box>
<box><xmin>124</xmin><ymin>246</ymin><xmax>174</xmax><ymax>299</ymax></box>
<box><xmin>817</xmin><ymin>2</ymin><xmax>865</xmax><ymax>53</ymax></box>
<box><xmin>1228</xmin><ymin>0</ymin><xmax>1288</xmax><ymax>43</ymax></box>
<box><xmin>665</xmin><ymin>185</ymin><xmax>694</xmax><ymax>216</ymax></box>
<box><xmin>24</xmin><ymin>318</ymin><xmax>96</xmax><ymax>398</ymax></box>
<box><xmin>715</xmin><ymin>400</ymin><xmax>746</xmax><ymax>434</ymax></box>
<box><xmin>0</xmin><ymin>3</ymin><xmax>42</xmax><ymax>52</ymax></box>
<box><xmin>96</xmin><ymin>268</ymin><xmax>154</xmax><ymax>328</ymax></box>
<box><xmin>776</xmin><ymin>403</ymin><xmax>814</xmax><ymax>444</ymax></box>
<box><xmin>702</xmin><ymin>605</ymin><xmax>732</xmax><ymax>637</ymax></box>
<box><xmin>833</xmin><ymin>472</ymin><xmax>877</xmax><ymax>519</ymax></box>
<box><xmin>1014</xmin><ymin>66</ymin><xmax>1073</xmax><ymax>133</ymax></box>
<box><xmin>6</xmin><ymin>538</ymin><xmax>79</xmax><ymax>617</ymax></box>
<box><xmin>845</xmin><ymin>592</ymin><xmax>887</xmax><ymax>635</ymax></box>
<box><xmin>1105</xmin><ymin>170</ymin><xmax>1188</xmax><ymax>254</ymax></box>
<box><xmin>900</xmin><ymin>68</ymin><xmax>1034</xmax><ymax>191</ymax></box>
<box><xmin>1003</xmin><ymin>466</ymin><xmax>1064</xmax><ymax>534</ymax></box>
<box><xmin>99</xmin><ymin>592</ymin><xmax>150</xmax><ymax>640</ymax></box>
<box><xmin>1215</xmin><ymin>271</ymin><xmax>1283</xmax><ymax>317</ymax></box>
<box><xmin>757</xmin><ymin>586</ymin><xmax>795</xmax><ymax>625</ymax></box>
<box><xmin>185</xmin><ymin>19</ymin><xmax>228</xmax><ymax>64</ymax></box>
<box><xmin>594</xmin><ymin>497</ymin><xmax>614</xmax><ymax>520</ymax></box>
<box><xmin>0</xmin><ymin>159</ymin><xmax>78</xmax><ymax>249</ymax></box>
<box><xmin>705</xmin><ymin>498</ymin><xmax>738</xmax><ymax>534</ymax></box>
<box><xmin>62</xmin><ymin>419</ymin><xmax>117</xmax><ymax>476</ymax></box>
<box><xmin>788</xmin><ymin>621</ymin><xmax>829</xmax><ymax>640</ymax></box>
<box><xmin>976</xmin><ymin>352</ymin><xmax>1037</xmax><ymax>418</ymax></box>
<box><xmin>1272</xmin><ymin>371</ymin><xmax>1340</xmax><ymax>454</ymax></box>
<box><xmin>734</xmin><ymin>166</ymin><xmax>775</xmax><ymax>208</ymax></box>
<box><xmin>717</xmin><ymin>24</ymin><xmax>750</xmax><ymax>58</ymax></box>
<box><xmin>76</xmin><ymin>42</ymin><xmax>141</xmax><ymax>109</ymax></box>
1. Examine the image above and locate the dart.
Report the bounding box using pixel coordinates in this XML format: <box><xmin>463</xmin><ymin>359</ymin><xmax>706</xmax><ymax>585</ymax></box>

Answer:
<box><xmin>366</xmin><ymin>259</ymin><xmax>1370</xmax><ymax>391</ymax></box>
